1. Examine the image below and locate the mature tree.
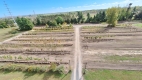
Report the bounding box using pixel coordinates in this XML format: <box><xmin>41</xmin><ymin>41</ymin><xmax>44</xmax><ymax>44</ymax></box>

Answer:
<box><xmin>86</xmin><ymin>13</ymin><xmax>91</xmax><ymax>23</ymax></box>
<box><xmin>92</xmin><ymin>15</ymin><xmax>97</xmax><ymax>23</ymax></box>
<box><xmin>126</xmin><ymin>3</ymin><xmax>133</xmax><ymax>20</ymax></box>
<box><xmin>130</xmin><ymin>6</ymin><xmax>137</xmax><ymax>20</ymax></box>
<box><xmin>93</xmin><ymin>12</ymin><xmax>105</xmax><ymax>23</ymax></box>
<box><xmin>55</xmin><ymin>16</ymin><xmax>64</xmax><ymax>24</ymax></box>
<box><xmin>118</xmin><ymin>9</ymin><xmax>127</xmax><ymax>21</ymax></box>
<box><xmin>106</xmin><ymin>7</ymin><xmax>119</xmax><ymax>27</ymax></box>
<box><xmin>47</xmin><ymin>20</ymin><xmax>57</xmax><ymax>27</ymax></box>
<box><xmin>0</xmin><ymin>19</ymin><xmax>15</xmax><ymax>28</ymax></box>
<box><xmin>0</xmin><ymin>21</ymin><xmax>7</xmax><ymax>28</ymax></box>
<box><xmin>16</xmin><ymin>17</ymin><xmax>34</xmax><ymax>31</ymax></box>
<box><xmin>65</xmin><ymin>19</ymin><xmax>71</xmax><ymax>24</ymax></box>
<box><xmin>77</xmin><ymin>11</ymin><xmax>84</xmax><ymax>23</ymax></box>
<box><xmin>136</xmin><ymin>11</ymin><xmax>142</xmax><ymax>21</ymax></box>
<box><xmin>36</xmin><ymin>17</ymin><xmax>41</xmax><ymax>25</ymax></box>
<box><xmin>102</xmin><ymin>11</ymin><xmax>107</xmax><ymax>22</ymax></box>
<box><xmin>71</xmin><ymin>18</ymin><xmax>77</xmax><ymax>24</ymax></box>
<box><xmin>139</xmin><ymin>11</ymin><xmax>142</xmax><ymax>21</ymax></box>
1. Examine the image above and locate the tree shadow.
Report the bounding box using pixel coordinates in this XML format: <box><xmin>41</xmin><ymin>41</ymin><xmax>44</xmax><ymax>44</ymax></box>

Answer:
<box><xmin>0</xmin><ymin>70</ymin><xmax>12</xmax><ymax>74</ymax></box>
<box><xmin>0</xmin><ymin>70</ymin><xmax>20</xmax><ymax>74</ymax></box>
<box><xmin>42</xmin><ymin>70</ymin><xmax>62</xmax><ymax>80</ymax></box>
<box><xmin>99</xmin><ymin>27</ymin><xmax>113</xmax><ymax>33</ymax></box>
<box><xmin>23</xmin><ymin>71</ymin><xmax>37</xmax><ymax>79</ymax></box>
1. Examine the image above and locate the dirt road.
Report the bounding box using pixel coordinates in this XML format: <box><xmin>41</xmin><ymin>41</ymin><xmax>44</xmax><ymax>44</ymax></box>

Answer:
<box><xmin>72</xmin><ymin>25</ymin><xmax>83</xmax><ymax>80</ymax></box>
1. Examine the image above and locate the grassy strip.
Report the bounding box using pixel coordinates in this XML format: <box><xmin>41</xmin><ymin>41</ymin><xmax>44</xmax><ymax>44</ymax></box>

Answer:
<box><xmin>0</xmin><ymin>63</ymin><xmax>70</xmax><ymax>80</ymax></box>
<box><xmin>0</xmin><ymin>63</ymin><xmax>66</xmax><ymax>74</ymax></box>
<box><xmin>104</xmin><ymin>55</ymin><xmax>142</xmax><ymax>62</ymax></box>
<box><xmin>0</xmin><ymin>27</ymin><xmax>22</xmax><ymax>42</ymax></box>
<box><xmin>133</xmin><ymin>23</ymin><xmax>142</xmax><ymax>27</ymax></box>
<box><xmin>84</xmin><ymin>69</ymin><xmax>142</xmax><ymax>80</ymax></box>
<box><xmin>0</xmin><ymin>70</ymin><xmax>71</xmax><ymax>80</ymax></box>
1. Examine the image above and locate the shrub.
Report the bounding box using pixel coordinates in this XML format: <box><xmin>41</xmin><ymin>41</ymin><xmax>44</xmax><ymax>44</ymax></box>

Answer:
<box><xmin>50</xmin><ymin>62</ymin><xmax>57</xmax><ymax>72</ymax></box>
<box><xmin>55</xmin><ymin>66</ymin><xmax>65</xmax><ymax>74</ymax></box>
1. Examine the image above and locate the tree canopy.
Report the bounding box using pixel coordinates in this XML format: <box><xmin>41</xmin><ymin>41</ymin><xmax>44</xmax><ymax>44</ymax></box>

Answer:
<box><xmin>55</xmin><ymin>16</ymin><xmax>64</xmax><ymax>24</ymax></box>
<box><xmin>16</xmin><ymin>17</ymin><xmax>34</xmax><ymax>31</ymax></box>
<box><xmin>106</xmin><ymin>7</ymin><xmax>119</xmax><ymax>27</ymax></box>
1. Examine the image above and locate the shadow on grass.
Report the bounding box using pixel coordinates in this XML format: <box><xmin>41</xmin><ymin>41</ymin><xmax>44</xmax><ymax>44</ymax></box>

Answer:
<box><xmin>42</xmin><ymin>70</ymin><xmax>62</xmax><ymax>80</ymax></box>
<box><xmin>23</xmin><ymin>71</ymin><xmax>37</xmax><ymax>79</ymax></box>
<box><xmin>0</xmin><ymin>70</ymin><xmax>19</xmax><ymax>74</ymax></box>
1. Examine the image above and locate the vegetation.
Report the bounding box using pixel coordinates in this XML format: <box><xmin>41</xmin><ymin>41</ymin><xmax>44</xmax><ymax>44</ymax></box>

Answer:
<box><xmin>135</xmin><ymin>11</ymin><xmax>142</xmax><ymax>21</ymax></box>
<box><xmin>133</xmin><ymin>23</ymin><xmax>142</xmax><ymax>27</ymax></box>
<box><xmin>0</xmin><ymin>6</ymin><xmax>142</xmax><ymax>29</ymax></box>
<box><xmin>105</xmin><ymin>55</ymin><xmax>142</xmax><ymax>62</ymax></box>
<box><xmin>0</xmin><ymin>63</ymin><xmax>65</xmax><ymax>74</ymax></box>
<box><xmin>0</xmin><ymin>68</ymin><xmax>71</xmax><ymax>80</ymax></box>
<box><xmin>84</xmin><ymin>69</ymin><xmax>142</xmax><ymax>80</ymax></box>
<box><xmin>55</xmin><ymin>16</ymin><xmax>64</xmax><ymax>24</ymax></box>
<box><xmin>0</xmin><ymin>27</ymin><xmax>21</xmax><ymax>42</ymax></box>
<box><xmin>0</xmin><ymin>19</ymin><xmax>15</xmax><ymax>28</ymax></box>
<box><xmin>16</xmin><ymin>17</ymin><xmax>34</xmax><ymax>31</ymax></box>
<box><xmin>27</xmin><ymin>6</ymin><xmax>142</xmax><ymax>28</ymax></box>
<box><xmin>106</xmin><ymin>7</ymin><xmax>119</xmax><ymax>27</ymax></box>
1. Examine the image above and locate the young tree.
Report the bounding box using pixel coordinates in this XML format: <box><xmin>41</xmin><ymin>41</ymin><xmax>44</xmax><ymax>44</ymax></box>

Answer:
<box><xmin>16</xmin><ymin>17</ymin><xmax>34</xmax><ymax>31</ymax></box>
<box><xmin>50</xmin><ymin>62</ymin><xmax>57</xmax><ymax>72</ymax></box>
<box><xmin>106</xmin><ymin>7</ymin><xmax>119</xmax><ymax>27</ymax></box>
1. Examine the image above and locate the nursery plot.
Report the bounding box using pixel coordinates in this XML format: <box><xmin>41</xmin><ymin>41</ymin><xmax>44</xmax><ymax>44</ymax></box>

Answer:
<box><xmin>81</xmin><ymin>26</ymin><xmax>142</xmax><ymax>70</ymax></box>
<box><xmin>0</xmin><ymin>29</ymin><xmax>74</xmax><ymax>72</ymax></box>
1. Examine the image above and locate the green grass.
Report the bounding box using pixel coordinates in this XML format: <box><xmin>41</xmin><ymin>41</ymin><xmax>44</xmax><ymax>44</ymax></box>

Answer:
<box><xmin>0</xmin><ymin>71</ymin><xmax>71</xmax><ymax>80</ymax></box>
<box><xmin>133</xmin><ymin>23</ymin><xmax>142</xmax><ymax>27</ymax></box>
<box><xmin>104</xmin><ymin>55</ymin><xmax>142</xmax><ymax>62</ymax></box>
<box><xmin>84</xmin><ymin>69</ymin><xmax>142</xmax><ymax>80</ymax></box>
<box><xmin>0</xmin><ymin>27</ymin><xmax>21</xmax><ymax>42</ymax></box>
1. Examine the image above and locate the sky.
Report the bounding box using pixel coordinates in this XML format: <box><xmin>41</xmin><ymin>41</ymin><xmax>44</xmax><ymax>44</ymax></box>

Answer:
<box><xmin>0</xmin><ymin>0</ymin><xmax>142</xmax><ymax>18</ymax></box>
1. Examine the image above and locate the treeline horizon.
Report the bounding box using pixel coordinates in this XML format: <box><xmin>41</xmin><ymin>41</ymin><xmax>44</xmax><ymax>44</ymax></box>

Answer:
<box><xmin>0</xmin><ymin>5</ymin><xmax>142</xmax><ymax>28</ymax></box>
<box><xmin>34</xmin><ymin>5</ymin><xmax>142</xmax><ymax>26</ymax></box>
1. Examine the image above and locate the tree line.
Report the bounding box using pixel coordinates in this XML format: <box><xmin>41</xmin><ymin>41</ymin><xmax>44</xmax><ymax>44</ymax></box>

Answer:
<box><xmin>0</xmin><ymin>5</ymin><xmax>142</xmax><ymax>30</ymax></box>
<box><xmin>34</xmin><ymin>6</ymin><xmax>142</xmax><ymax>26</ymax></box>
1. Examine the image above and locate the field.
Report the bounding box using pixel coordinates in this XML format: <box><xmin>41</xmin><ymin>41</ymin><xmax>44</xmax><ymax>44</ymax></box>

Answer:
<box><xmin>0</xmin><ymin>27</ymin><xmax>74</xmax><ymax>80</ymax></box>
<box><xmin>0</xmin><ymin>22</ymin><xmax>142</xmax><ymax>80</ymax></box>
<box><xmin>84</xmin><ymin>69</ymin><xmax>142</xmax><ymax>80</ymax></box>
<box><xmin>81</xmin><ymin>23</ymin><xmax>142</xmax><ymax>71</ymax></box>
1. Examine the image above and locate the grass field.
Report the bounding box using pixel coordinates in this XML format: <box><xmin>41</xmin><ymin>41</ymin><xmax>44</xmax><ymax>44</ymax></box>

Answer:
<box><xmin>0</xmin><ymin>71</ymin><xmax>71</xmax><ymax>80</ymax></box>
<box><xmin>0</xmin><ymin>27</ymin><xmax>21</xmax><ymax>42</ymax></box>
<box><xmin>84</xmin><ymin>69</ymin><xmax>142</xmax><ymax>80</ymax></box>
